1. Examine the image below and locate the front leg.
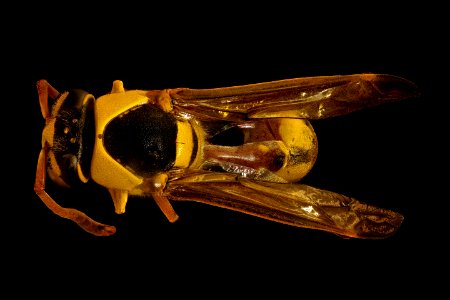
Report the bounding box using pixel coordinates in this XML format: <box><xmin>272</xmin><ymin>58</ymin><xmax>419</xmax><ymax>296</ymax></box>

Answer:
<box><xmin>35</xmin><ymin>147</ymin><xmax>116</xmax><ymax>236</ymax></box>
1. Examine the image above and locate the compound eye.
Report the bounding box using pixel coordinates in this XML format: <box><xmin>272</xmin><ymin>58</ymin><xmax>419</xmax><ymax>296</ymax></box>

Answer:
<box><xmin>46</xmin><ymin>150</ymin><xmax>76</xmax><ymax>188</ymax></box>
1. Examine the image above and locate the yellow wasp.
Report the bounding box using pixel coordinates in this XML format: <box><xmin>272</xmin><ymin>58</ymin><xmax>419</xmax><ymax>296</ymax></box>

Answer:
<box><xmin>34</xmin><ymin>73</ymin><xmax>419</xmax><ymax>238</ymax></box>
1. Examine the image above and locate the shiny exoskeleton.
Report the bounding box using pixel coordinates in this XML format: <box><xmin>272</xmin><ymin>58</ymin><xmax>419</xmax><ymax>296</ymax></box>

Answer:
<box><xmin>34</xmin><ymin>74</ymin><xmax>419</xmax><ymax>238</ymax></box>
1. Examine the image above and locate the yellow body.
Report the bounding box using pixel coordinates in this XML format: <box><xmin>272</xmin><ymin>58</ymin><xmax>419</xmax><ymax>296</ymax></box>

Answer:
<box><xmin>91</xmin><ymin>89</ymin><xmax>199</xmax><ymax>192</ymax></box>
<box><xmin>90</xmin><ymin>81</ymin><xmax>318</xmax><ymax>213</ymax></box>
<box><xmin>91</xmin><ymin>90</ymin><xmax>147</xmax><ymax>192</ymax></box>
<box><xmin>36</xmin><ymin>74</ymin><xmax>416</xmax><ymax>238</ymax></box>
<box><xmin>90</xmin><ymin>84</ymin><xmax>200</xmax><ymax>213</ymax></box>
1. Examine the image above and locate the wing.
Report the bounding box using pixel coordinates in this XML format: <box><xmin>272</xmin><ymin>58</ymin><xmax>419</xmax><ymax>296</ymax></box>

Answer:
<box><xmin>164</xmin><ymin>172</ymin><xmax>403</xmax><ymax>239</ymax></box>
<box><xmin>171</xmin><ymin>73</ymin><xmax>419</xmax><ymax>121</ymax></box>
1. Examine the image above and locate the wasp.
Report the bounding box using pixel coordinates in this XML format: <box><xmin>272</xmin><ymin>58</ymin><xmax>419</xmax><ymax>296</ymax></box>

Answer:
<box><xmin>34</xmin><ymin>73</ymin><xmax>419</xmax><ymax>238</ymax></box>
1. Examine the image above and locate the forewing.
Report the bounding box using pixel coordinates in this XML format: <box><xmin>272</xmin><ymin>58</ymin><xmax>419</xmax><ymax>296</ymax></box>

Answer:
<box><xmin>171</xmin><ymin>73</ymin><xmax>419</xmax><ymax>121</ymax></box>
<box><xmin>165</xmin><ymin>172</ymin><xmax>403</xmax><ymax>239</ymax></box>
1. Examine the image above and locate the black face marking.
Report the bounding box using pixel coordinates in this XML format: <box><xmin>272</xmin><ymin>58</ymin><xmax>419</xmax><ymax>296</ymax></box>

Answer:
<box><xmin>103</xmin><ymin>105</ymin><xmax>178</xmax><ymax>176</ymax></box>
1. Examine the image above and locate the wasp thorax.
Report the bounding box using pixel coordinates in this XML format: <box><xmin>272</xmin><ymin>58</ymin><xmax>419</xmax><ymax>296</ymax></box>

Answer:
<box><xmin>103</xmin><ymin>105</ymin><xmax>178</xmax><ymax>176</ymax></box>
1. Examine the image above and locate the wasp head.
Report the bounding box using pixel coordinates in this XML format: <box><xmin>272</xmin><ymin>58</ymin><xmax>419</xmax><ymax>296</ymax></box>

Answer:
<box><xmin>39</xmin><ymin>83</ymin><xmax>96</xmax><ymax>188</ymax></box>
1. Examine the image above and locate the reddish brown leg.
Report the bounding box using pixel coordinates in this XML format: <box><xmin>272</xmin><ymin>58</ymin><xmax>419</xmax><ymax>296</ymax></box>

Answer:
<box><xmin>141</xmin><ymin>174</ymin><xmax>179</xmax><ymax>223</ymax></box>
<box><xmin>37</xmin><ymin>79</ymin><xmax>60</xmax><ymax>118</ymax></box>
<box><xmin>34</xmin><ymin>148</ymin><xmax>116</xmax><ymax>236</ymax></box>
<box><xmin>153</xmin><ymin>193</ymin><xmax>179</xmax><ymax>223</ymax></box>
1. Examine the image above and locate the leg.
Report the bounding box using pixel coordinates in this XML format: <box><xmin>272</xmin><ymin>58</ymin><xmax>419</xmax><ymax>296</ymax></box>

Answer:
<box><xmin>36</xmin><ymin>79</ymin><xmax>60</xmax><ymax>118</ymax></box>
<box><xmin>34</xmin><ymin>147</ymin><xmax>116</xmax><ymax>236</ymax></box>
<box><xmin>140</xmin><ymin>173</ymin><xmax>179</xmax><ymax>223</ymax></box>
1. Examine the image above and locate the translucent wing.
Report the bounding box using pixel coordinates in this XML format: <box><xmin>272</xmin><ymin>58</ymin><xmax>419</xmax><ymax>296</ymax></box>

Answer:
<box><xmin>171</xmin><ymin>73</ymin><xmax>419</xmax><ymax>121</ymax></box>
<box><xmin>165</xmin><ymin>172</ymin><xmax>403</xmax><ymax>239</ymax></box>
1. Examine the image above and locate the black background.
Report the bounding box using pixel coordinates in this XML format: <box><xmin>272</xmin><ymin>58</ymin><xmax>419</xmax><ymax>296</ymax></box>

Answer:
<box><xmin>17</xmin><ymin>5</ymin><xmax>445</xmax><ymax>297</ymax></box>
